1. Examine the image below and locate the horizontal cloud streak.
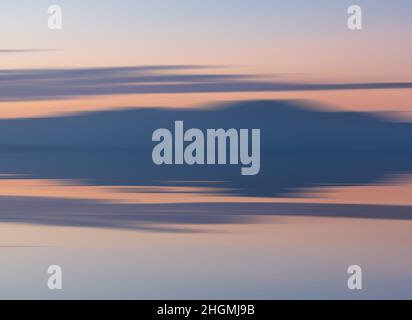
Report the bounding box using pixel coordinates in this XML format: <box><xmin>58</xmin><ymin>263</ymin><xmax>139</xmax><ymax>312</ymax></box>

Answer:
<box><xmin>0</xmin><ymin>65</ymin><xmax>411</xmax><ymax>102</ymax></box>
<box><xmin>0</xmin><ymin>49</ymin><xmax>54</xmax><ymax>54</ymax></box>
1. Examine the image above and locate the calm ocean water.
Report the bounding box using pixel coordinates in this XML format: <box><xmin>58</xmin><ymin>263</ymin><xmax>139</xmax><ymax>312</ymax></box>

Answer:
<box><xmin>1</xmin><ymin>177</ymin><xmax>412</xmax><ymax>299</ymax></box>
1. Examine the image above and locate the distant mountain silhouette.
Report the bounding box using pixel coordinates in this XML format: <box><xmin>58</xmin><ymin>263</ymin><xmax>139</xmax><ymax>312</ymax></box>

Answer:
<box><xmin>0</xmin><ymin>100</ymin><xmax>411</xmax><ymax>197</ymax></box>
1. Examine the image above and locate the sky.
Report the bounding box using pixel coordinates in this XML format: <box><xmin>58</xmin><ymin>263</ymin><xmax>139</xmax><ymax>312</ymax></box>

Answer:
<box><xmin>0</xmin><ymin>0</ymin><xmax>411</xmax><ymax>117</ymax></box>
<box><xmin>2</xmin><ymin>0</ymin><xmax>412</xmax><ymax>75</ymax></box>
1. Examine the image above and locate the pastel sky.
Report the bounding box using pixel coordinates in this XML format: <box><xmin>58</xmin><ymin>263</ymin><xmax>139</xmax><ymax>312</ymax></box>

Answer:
<box><xmin>1</xmin><ymin>0</ymin><xmax>411</xmax><ymax>117</ymax></box>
